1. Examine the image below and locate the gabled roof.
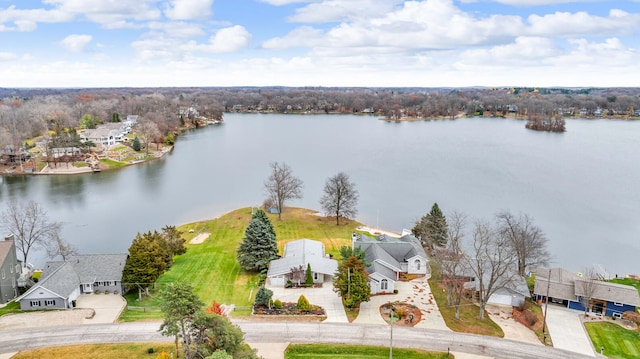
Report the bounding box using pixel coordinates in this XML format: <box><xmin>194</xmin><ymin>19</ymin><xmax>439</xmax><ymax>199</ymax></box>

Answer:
<box><xmin>0</xmin><ymin>240</ymin><xmax>15</xmax><ymax>267</ymax></box>
<box><xmin>267</xmin><ymin>239</ymin><xmax>338</xmax><ymax>277</ymax></box>
<box><xmin>17</xmin><ymin>253</ymin><xmax>128</xmax><ymax>302</ymax></box>
<box><xmin>575</xmin><ymin>279</ymin><xmax>640</xmax><ymax>307</ymax></box>
<box><xmin>534</xmin><ymin>267</ymin><xmax>640</xmax><ymax>307</ymax></box>
<box><xmin>18</xmin><ymin>262</ymin><xmax>80</xmax><ymax>301</ymax></box>
<box><xmin>354</xmin><ymin>233</ymin><xmax>427</xmax><ymax>279</ymax></box>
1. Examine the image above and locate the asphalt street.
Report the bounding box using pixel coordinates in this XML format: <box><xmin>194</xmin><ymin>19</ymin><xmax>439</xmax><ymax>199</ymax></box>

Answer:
<box><xmin>0</xmin><ymin>321</ymin><xmax>596</xmax><ymax>359</ymax></box>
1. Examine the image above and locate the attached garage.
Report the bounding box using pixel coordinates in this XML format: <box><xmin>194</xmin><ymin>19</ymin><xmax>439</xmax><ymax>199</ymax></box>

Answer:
<box><xmin>489</xmin><ymin>288</ymin><xmax>526</xmax><ymax>307</ymax></box>
<box><xmin>269</xmin><ymin>275</ymin><xmax>285</xmax><ymax>286</ymax></box>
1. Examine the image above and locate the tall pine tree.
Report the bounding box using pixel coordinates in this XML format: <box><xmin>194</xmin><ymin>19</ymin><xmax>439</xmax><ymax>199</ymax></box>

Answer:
<box><xmin>412</xmin><ymin>202</ymin><xmax>448</xmax><ymax>248</ymax></box>
<box><xmin>236</xmin><ymin>218</ymin><xmax>278</xmax><ymax>272</ymax></box>
<box><xmin>252</xmin><ymin>208</ymin><xmax>276</xmax><ymax>239</ymax></box>
<box><xmin>122</xmin><ymin>231</ymin><xmax>171</xmax><ymax>299</ymax></box>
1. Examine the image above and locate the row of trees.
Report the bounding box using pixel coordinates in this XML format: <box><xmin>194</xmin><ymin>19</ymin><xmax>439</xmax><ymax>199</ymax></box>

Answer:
<box><xmin>122</xmin><ymin>226</ymin><xmax>186</xmax><ymax>299</ymax></box>
<box><xmin>264</xmin><ymin>162</ymin><xmax>359</xmax><ymax>225</ymax></box>
<box><xmin>414</xmin><ymin>206</ymin><xmax>550</xmax><ymax>320</ymax></box>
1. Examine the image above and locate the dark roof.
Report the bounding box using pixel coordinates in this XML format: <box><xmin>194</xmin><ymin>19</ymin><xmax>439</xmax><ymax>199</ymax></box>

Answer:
<box><xmin>354</xmin><ymin>233</ymin><xmax>427</xmax><ymax>278</ymax></box>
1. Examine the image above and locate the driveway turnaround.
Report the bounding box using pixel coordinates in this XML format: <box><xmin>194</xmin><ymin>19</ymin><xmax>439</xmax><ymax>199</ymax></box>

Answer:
<box><xmin>545</xmin><ymin>305</ymin><xmax>595</xmax><ymax>357</ymax></box>
<box><xmin>266</xmin><ymin>283</ymin><xmax>348</xmax><ymax>323</ymax></box>
<box><xmin>76</xmin><ymin>293</ymin><xmax>127</xmax><ymax>323</ymax></box>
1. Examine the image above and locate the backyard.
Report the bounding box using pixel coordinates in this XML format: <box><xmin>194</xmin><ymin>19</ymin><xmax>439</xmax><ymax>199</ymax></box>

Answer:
<box><xmin>120</xmin><ymin>207</ymin><xmax>358</xmax><ymax>320</ymax></box>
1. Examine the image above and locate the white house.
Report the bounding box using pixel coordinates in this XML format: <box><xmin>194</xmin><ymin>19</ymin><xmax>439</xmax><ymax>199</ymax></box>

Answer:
<box><xmin>352</xmin><ymin>233</ymin><xmax>429</xmax><ymax>294</ymax></box>
<box><xmin>267</xmin><ymin>239</ymin><xmax>338</xmax><ymax>287</ymax></box>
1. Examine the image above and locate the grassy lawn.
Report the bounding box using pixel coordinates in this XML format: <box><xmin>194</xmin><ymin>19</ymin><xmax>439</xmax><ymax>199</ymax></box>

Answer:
<box><xmin>585</xmin><ymin>322</ymin><xmax>640</xmax><ymax>359</ymax></box>
<box><xmin>100</xmin><ymin>158</ymin><xmax>127</xmax><ymax>168</ymax></box>
<box><xmin>285</xmin><ymin>344</ymin><xmax>451</xmax><ymax>358</ymax></box>
<box><xmin>12</xmin><ymin>343</ymin><xmax>175</xmax><ymax>359</ymax></box>
<box><xmin>428</xmin><ymin>267</ymin><xmax>503</xmax><ymax>337</ymax></box>
<box><xmin>0</xmin><ymin>301</ymin><xmax>21</xmax><ymax>316</ymax></box>
<box><xmin>120</xmin><ymin>207</ymin><xmax>359</xmax><ymax>320</ymax></box>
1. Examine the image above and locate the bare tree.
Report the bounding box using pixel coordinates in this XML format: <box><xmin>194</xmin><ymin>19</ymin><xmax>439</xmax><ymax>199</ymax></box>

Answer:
<box><xmin>496</xmin><ymin>211</ymin><xmax>550</xmax><ymax>277</ymax></box>
<box><xmin>264</xmin><ymin>162</ymin><xmax>303</xmax><ymax>220</ymax></box>
<box><xmin>135</xmin><ymin>118</ymin><xmax>161</xmax><ymax>155</ymax></box>
<box><xmin>1</xmin><ymin>200</ymin><xmax>62</xmax><ymax>267</ymax></box>
<box><xmin>466</xmin><ymin>219</ymin><xmax>517</xmax><ymax>319</ymax></box>
<box><xmin>319</xmin><ymin>172</ymin><xmax>359</xmax><ymax>225</ymax></box>
<box><xmin>45</xmin><ymin>233</ymin><xmax>79</xmax><ymax>261</ymax></box>
<box><xmin>578</xmin><ymin>266</ymin><xmax>599</xmax><ymax>317</ymax></box>
<box><xmin>435</xmin><ymin>211</ymin><xmax>467</xmax><ymax>320</ymax></box>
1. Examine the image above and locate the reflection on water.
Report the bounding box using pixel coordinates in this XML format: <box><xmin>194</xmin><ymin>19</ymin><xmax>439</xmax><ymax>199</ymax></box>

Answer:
<box><xmin>0</xmin><ymin>114</ymin><xmax>638</xmax><ymax>275</ymax></box>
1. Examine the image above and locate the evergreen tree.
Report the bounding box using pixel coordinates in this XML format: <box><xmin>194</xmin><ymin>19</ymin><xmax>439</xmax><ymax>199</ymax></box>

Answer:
<box><xmin>236</xmin><ymin>218</ymin><xmax>278</xmax><ymax>272</ymax></box>
<box><xmin>305</xmin><ymin>263</ymin><xmax>313</xmax><ymax>286</ymax></box>
<box><xmin>132</xmin><ymin>136</ymin><xmax>141</xmax><ymax>151</ymax></box>
<box><xmin>162</xmin><ymin>225</ymin><xmax>186</xmax><ymax>256</ymax></box>
<box><xmin>254</xmin><ymin>286</ymin><xmax>273</xmax><ymax>307</ymax></box>
<box><xmin>333</xmin><ymin>256</ymin><xmax>370</xmax><ymax>309</ymax></box>
<box><xmin>252</xmin><ymin>208</ymin><xmax>276</xmax><ymax>239</ymax></box>
<box><xmin>412</xmin><ymin>202</ymin><xmax>448</xmax><ymax>248</ymax></box>
<box><xmin>297</xmin><ymin>294</ymin><xmax>310</xmax><ymax>311</ymax></box>
<box><xmin>122</xmin><ymin>231</ymin><xmax>171</xmax><ymax>299</ymax></box>
<box><xmin>112</xmin><ymin>113</ymin><xmax>120</xmax><ymax>122</ymax></box>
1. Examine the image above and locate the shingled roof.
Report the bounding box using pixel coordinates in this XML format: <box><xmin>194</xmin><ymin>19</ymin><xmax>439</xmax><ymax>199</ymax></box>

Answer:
<box><xmin>267</xmin><ymin>239</ymin><xmax>338</xmax><ymax>277</ymax></box>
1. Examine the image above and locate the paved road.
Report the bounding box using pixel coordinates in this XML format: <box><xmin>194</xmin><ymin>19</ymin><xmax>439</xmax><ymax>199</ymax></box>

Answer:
<box><xmin>0</xmin><ymin>321</ymin><xmax>595</xmax><ymax>359</ymax></box>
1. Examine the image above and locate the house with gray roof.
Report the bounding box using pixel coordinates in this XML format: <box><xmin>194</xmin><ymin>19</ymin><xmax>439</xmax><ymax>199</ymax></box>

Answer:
<box><xmin>352</xmin><ymin>233</ymin><xmax>429</xmax><ymax>294</ymax></box>
<box><xmin>267</xmin><ymin>239</ymin><xmax>338</xmax><ymax>287</ymax></box>
<box><xmin>17</xmin><ymin>253</ymin><xmax>128</xmax><ymax>310</ymax></box>
<box><xmin>0</xmin><ymin>238</ymin><xmax>20</xmax><ymax>304</ymax></box>
<box><xmin>534</xmin><ymin>267</ymin><xmax>640</xmax><ymax>318</ymax></box>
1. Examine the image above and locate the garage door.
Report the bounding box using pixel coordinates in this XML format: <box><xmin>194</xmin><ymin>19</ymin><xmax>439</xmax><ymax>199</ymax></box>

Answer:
<box><xmin>269</xmin><ymin>276</ymin><xmax>285</xmax><ymax>286</ymax></box>
<box><xmin>489</xmin><ymin>293</ymin><xmax>513</xmax><ymax>306</ymax></box>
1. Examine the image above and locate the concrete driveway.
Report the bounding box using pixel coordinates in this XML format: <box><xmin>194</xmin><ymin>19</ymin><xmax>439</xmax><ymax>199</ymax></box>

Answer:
<box><xmin>486</xmin><ymin>304</ymin><xmax>542</xmax><ymax>345</ymax></box>
<box><xmin>545</xmin><ymin>305</ymin><xmax>595</xmax><ymax>357</ymax></box>
<box><xmin>266</xmin><ymin>282</ymin><xmax>348</xmax><ymax>323</ymax></box>
<box><xmin>76</xmin><ymin>293</ymin><xmax>127</xmax><ymax>324</ymax></box>
<box><xmin>354</xmin><ymin>278</ymin><xmax>449</xmax><ymax>331</ymax></box>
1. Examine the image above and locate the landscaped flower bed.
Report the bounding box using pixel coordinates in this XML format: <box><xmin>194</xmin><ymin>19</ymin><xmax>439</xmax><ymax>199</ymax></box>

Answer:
<box><xmin>252</xmin><ymin>302</ymin><xmax>325</xmax><ymax>316</ymax></box>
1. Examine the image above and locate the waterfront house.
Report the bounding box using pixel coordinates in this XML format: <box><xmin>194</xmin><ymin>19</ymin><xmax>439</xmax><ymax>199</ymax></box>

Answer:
<box><xmin>0</xmin><ymin>237</ymin><xmax>20</xmax><ymax>304</ymax></box>
<box><xmin>533</xmin><ymin>267</ymin><xmax>640</xmax><ymax>318</ymax></box>
<box><xmin>352</xmin><ymin>233</ymin><xmax>429</xmax><ymax>294</ymax></box>
<box><xmin>17</xmin><ymin>254</ymin><xmax>128</xmax><ymax>310</ymax></box>
<box><xmin>267</xmin><ymin>239</ymin><xmax>338</xmax><ymax>286</ymax></box>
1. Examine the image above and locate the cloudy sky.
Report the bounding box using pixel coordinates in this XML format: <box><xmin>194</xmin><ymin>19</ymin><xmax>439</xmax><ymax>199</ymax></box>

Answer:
<box><xmin>1</xmin><ymin>0</ymin><xmax>639</xmax><ymax>88</ymax></box>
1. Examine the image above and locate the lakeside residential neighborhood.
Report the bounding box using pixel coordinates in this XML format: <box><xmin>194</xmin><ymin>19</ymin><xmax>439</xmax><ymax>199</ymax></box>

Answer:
<box><xmin>0</xmin><ymin>206</ymin><xmax>639</xmax><ymax>358</ymax></box>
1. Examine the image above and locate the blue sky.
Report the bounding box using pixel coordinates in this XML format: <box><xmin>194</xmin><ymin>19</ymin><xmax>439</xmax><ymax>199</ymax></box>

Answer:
<box><xmin>1</xmin><ymin>0</ymin><xmax>639</xmax><ymax>87</ymax></box>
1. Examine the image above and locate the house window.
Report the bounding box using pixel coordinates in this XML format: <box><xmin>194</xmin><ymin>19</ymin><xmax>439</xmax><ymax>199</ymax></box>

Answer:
<box><xmin>10</xmin><ymin>266</ymin><xmax>13</xmax><ymax>274</ymax></box>
<box><xmin>614</xmin><ymin>302</ymin><xmax>623</xmax><ymax>306</ymax></box>
<box><xmin>45</xmin><ymin>300</ymin><xmax>56</xmax><ymax>306</ymax></box>
<box><xmin>381</xmin><ymin>279</ymin><xmax>388</xmax><ymax>291</ymax></box>
<box><xmin>1</xmin><ymin>269</ymin><xmax>4</xmax><ymax>279</ymax></box>
<box><xmin>613</xmin><ymin>312</ymin><xmax>622</xmax><ymax>319</ymax></box>
<box><xmin>30</xmin><ymin>300</ymin><xmax>41</xmax><ymax>307</ymax></box>
<box><xmin>415</xmin><ymin>259</ymin><xmax>421</xmax><ymax>271</ymax></box>
<box><xmin>313</xmin><ymin>273</ymin><xmax>318</xmax><ymax>281</ymax></box>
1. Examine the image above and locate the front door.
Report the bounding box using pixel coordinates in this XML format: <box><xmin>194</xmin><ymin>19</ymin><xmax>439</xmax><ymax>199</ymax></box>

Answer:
<box><xmin>591</xmin><ymin>300</ymin><xmax>606</xmax><ymax>314</ymax></box>
<box><xmin>83</xmin><ymin>283</ymin><xmax>92</xmax><ymax>293</ymax></box>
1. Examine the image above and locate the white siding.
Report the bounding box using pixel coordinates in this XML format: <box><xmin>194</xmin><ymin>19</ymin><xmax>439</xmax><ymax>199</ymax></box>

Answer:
<box><xmin>269</xmin><ymin>275</ymin><xmax>285</xmax><ymax>287</ymax></box>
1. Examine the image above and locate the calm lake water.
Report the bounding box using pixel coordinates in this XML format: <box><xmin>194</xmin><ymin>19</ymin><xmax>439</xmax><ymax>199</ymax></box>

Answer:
<box><xmin>1</xmin><ymin>114</ymin><xmax>638</xmax><ymax>276</ymax></box>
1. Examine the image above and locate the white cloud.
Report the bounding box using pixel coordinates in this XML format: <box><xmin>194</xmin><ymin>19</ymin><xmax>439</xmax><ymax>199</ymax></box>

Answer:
<box><xmin>457</xmin><ymin>37</ymin><xmax>560</xmax><ymax>66</ymax></box>
<box><xmin>463</xmin><ymin>0</ymin><xmax>601</xmax><ymax>5</ymax></box>
<box><xmin>259</xmin><ymin>0</ymin><xmax>313</xmax><ymax>5</ymax></box>
<box><xmin>164</xmin><ymin>0</ymin><xmax>214</xmax><ymax>20</ymax></box>
<box><xmin>147</xmin><ymin>21</ymin><xmax>206</xmax><ymax>38</ymax></box>
<box><xmin>190</xmin><ymin>25</ymin><xmax>252</xmax><ymax>52</ymax></box>
<box><xmin>43</xmin><ymin>0</ymin><xmax>161</xmax><ymax>26</ymax></box>
<box><xmin>59</xmin><ymin>34</ymin><xmax>93</xmax><ymax>52</ymax></box>
<box><xmin>527</xmin><ymin>10</ymin><xmax>640</xmax><ymax>37</ymax></box>
<box><xmin>0</xmin><ymin>5</ymin><xmax>73</xmax><ymax>31</ymax></box>
<box><xmin>288</xmin><ymin>0</ymin><xmax>401</xmax><ymax>23</ymax></box>
<box><xmin>0</xmin><ymin>52</ymin><xmax>18</xmax><ymax>61</ymax></box>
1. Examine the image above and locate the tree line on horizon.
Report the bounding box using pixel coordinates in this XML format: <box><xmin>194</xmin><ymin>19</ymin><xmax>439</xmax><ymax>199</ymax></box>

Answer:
<box><xmin>2</xmin><ymin>86</ymin><xmax>639</xmax><ymax>159</ymax></box>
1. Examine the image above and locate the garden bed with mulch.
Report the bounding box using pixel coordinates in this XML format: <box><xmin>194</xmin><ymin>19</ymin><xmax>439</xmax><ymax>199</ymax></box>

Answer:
<box><xmin>252</xmin><ymin>302</ymin><xmax>325</xmax><ymax>316</ymax></box>
<box><xmin>380</xmin><ymin>302</ymin><xmax>422</xmax><ymax>327</ymax></box>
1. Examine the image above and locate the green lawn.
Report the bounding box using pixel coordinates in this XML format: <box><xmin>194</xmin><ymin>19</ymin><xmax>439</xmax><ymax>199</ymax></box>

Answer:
<box><xmin>585</xmin><ymin>322</ymin><xmax>640</xmax><ymax>359</ymax></box>
<box><xmin>0</xmin><ymin>301</ymin><xmax>21</xmax><ymax>316</ymax></box>
<box><xmin>12</xmin><ymin>343</ymin><xmax>175</xmax><ymax>359</ymax></box>
<box><xmin>428</xmin><ymin>265</ymin><xmax>504</xmax><ymax>337</ymax></box>
<box><xmin>120</xmin><ymin>207</ymin><xmax>359</xmax><ymax>320</ymax></box>
<box><xmin>285</xmin><ymin>344</ymin><xmax>452</xmax><ymax>358</ymax></box>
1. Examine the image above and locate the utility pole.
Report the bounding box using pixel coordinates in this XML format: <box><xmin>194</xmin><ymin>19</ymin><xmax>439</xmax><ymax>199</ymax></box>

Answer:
<box><xmin>389</xmin><ymin>307</ymin><xmax>396</xmax><ymax>359</ymax></box>
<box><xmin>542</xmin><ymin>268</ymin><xmax>551</xmax><ymax>344</ymax></box>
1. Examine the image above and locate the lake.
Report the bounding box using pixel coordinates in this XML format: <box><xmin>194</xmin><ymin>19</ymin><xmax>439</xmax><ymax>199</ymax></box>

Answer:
<box><xmin>1</xmin><ymin>113</ymin><xmax>638</xmax><ymax>276</ymax></box>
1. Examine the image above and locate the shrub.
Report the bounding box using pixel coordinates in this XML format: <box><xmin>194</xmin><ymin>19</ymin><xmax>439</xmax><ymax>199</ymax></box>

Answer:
<box><xmin>297</xmin><ymin>295</ymin><xmax>310</xmax><ymax>312</ymax></box>
<box><xmin>516</xmin><ymin>300</ymin><xmax>530</xmax><ymax>311</ymax></box>
<box><xmin>305</xmin><ymin>263</ymin><xmax>313</xmax><ymax>286</ymax></box>
<box><xmin>523</xmin><ymin>311</ymin><xmax>538</xmax><ymax>327</ymax></box>
<box><xmin>393</xmin><ymin>289</ymin><xmax>398</xmax><ymax>294</ymax></box>
<box><xmin>274</xmin><ymin>299</ymin><xmax>282</xmax><ymax>309</ymax></box>
<box><xmin>94</xmin><ymin>289</ymin><xmax>100</xmax><ymax>294</ymax></box>
<box><xmin>394</xmin><ymin>306</ymin><xmax>407</xmax><ymax>319</ymax></box>
<box><xmin>155</xmin><ymin>352</ymin><xmax>170</xmax><ymax>359</ymax></box>
<box><xmin>147</xmin><ymin>347</ymin><xmax>155</xmax><ymax>354</ymax></box>
<box><xmin>104</xmin><ymin>290</ymin><xmax>110</xmax><ymax>294</ymax></box>
<box><xmin>113</xmin><ymin>290</ymin><xmax>119</xmax><ymax>295</ymax></box>
<box><xmin>285</xmin><ymin>280</ymin><xmax>292</xmax><ymax>288</ymax></box>
<box><xmin>255</xmin><ymin>287</ymin><xmax>273</xmax><ymax>307</ymax></box>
